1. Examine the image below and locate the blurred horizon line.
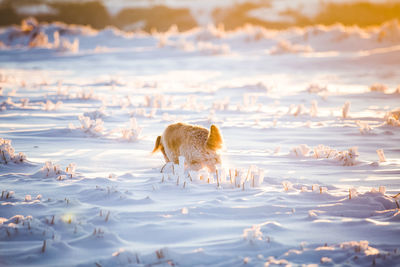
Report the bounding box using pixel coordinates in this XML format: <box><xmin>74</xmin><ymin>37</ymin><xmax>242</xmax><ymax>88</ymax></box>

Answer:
<box><xmin>1</xmin><ymin>0</ymin><xmax>400</xmax><ymax>32</ymax></box>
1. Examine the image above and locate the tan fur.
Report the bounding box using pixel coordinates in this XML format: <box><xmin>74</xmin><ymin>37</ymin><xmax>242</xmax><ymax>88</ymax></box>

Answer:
<box><xmin>153</xmin><ymin>122</ymin><xmax>223</xmax><ymax>171</ymax></box>
<box><xmin>152</xmin><ymin>136</ymin><xmax>162</xmax><ymax>153</ymax></box>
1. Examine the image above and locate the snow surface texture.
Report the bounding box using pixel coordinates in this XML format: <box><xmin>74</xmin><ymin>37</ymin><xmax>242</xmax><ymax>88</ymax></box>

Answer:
<box><xmin>1</xmin><ymin>19</ymin><xmax>400</xmax><ymax>266</ymax></box>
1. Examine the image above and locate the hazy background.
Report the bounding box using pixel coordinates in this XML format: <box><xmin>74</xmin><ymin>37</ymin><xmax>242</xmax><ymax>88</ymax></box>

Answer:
<box><xmin>1</xmin><ymin>0</ymin><xmax>400</xmax><ymax>32</ymax></box>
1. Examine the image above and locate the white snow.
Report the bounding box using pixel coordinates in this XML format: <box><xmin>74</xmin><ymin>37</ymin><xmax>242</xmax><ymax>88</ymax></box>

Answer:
<box><xmin>0</xmin><ymin>18</ymin><xmax>400</xmax><ymax>267</ymax></box>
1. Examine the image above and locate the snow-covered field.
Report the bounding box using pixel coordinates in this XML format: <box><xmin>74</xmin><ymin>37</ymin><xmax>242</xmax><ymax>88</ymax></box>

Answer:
<box><xmin>1</xmin><ymin>18</ymin><xmax>400</xmax><ymax>266</ymax></box>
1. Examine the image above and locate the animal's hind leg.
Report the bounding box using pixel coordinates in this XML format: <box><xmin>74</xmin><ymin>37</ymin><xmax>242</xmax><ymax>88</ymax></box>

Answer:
<box><xmin>161</xmin><ymin>146</ymin><xmax>168</xmax><ymax>163</ymax></box>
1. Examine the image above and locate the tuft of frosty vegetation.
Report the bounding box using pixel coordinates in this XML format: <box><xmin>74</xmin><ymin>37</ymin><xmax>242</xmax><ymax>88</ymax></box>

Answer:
<box><xmin>120</xmin><ymin>118</ymin><xmax>142</xmax><ymax>142</ymax></box>
<box><xmin>384</xmin><ymin>108</ymin><xmax>400</xmax><ymax>126</ymax></box>
<box><xmin>340</xmin><ymin>241</ymin><xmax>379</xmax><ymax>256</ymax></box>
<box><xmin>342</xmin><ymin>101</ymin><xmax>351</xmax><ymax>119</ymax></box>
<box><xmin>290</xmin><ymin>144</ymin><xmax>311</xmax><ymax>157</ymax></box>
<box><xmin>356</xmin><ymin>120</ymin><xmax>372</xmax><ymax>134</ymax></box>
<box><xmin>0</xmin><ymin>97</ymin><xmax>19</xmax><ymax>111</ymax></box>
<box><xmin>212</xmin><ymin>97</ymin><xmax>230</xmax><ymax>111</ymax></box>
<box><xmin>376</xmin><ymin>149</ymin><xmax>386</xmax><ymax>162</ymax></box>
<box><xmin>143</xmin><ymin>94</ymin><xmax>172</xmax><ymax>109</ymax></box>
<box><xmin>69</xmin><ymin>115</ymin><xmax>105</xmax><ymax>136</ymax></box>
<box><xmin>194</xmin><ymin>24</ymin><xmax>225</xmax><ymax>41</ymax></box>
<box><xmin>73</xmin><ymin>89</ymin><xmax>98</xmax><ymax>101</ymax></box>
<box><xmin>242</xmin><ymin>224</ymin><xmax>264</xmax><ymax>242</ymax></box>
<box><xmin>0</xmin><ymin>138</ymin><xmax>26</xmax><ymax>164</ymax></box>
<box><xmin>83</xmin><ymin>108</ymin><xmax>106</xmax><ymax>120</ymax></box>
<box><xmin>370</xmin><ymin>83</ymin><xmax>388</xmax><ymax>93</ymax></box>
<box><xmin>270</xmin><ymin>40</ymin><xmax>313</xmax><ymax>55</ymax></box>
<box><xmin>1</xmin><ymin>18</ymin><xmax>79</xmax><ymax>53</ymax></box>
<box><xmin>42</xmin><ymin>100</ymin><xmax>62</xmax><ymax>111</ymax></box>
<box><xmin>291</xmin><ymin>144</ymin><xmax>359</xmax><ymax>166</ymax></box>
<box><xmin>376</xmin><ymin>19</ymin><xmax>400</xmax><ymax>43</ymax></box>
<box><xmin>181</xmin><ymin>95</ymin><xmax>205</xmax><ymax>111</ymax></box>
<box><xmin>309</xmin><ymin>100</ymin><xmax>318</xmax><ymax>117</ymax></box>
<box><xmin>40</xmin><ymin>161</ymin><xmax>76</xmax><ymax>179</ymax></box>
<box><xmin>130</xmin><ymin>108</ymin><xmax>157</xmax><ymax>118</ymax></box>
<box><xmin>160</xmin><ymin>157</ymin><xmax>265</xmax><ymax>189</ymax></box>
<box><xmin>0</xmin><ymin>214</ymin><xmax>55</xmax><ymax>241</ymax></box>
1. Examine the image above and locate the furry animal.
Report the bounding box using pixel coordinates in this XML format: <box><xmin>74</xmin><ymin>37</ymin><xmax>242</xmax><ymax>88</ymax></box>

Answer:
<box><xmin>152</xmin><ymin>123</ymin><xmax>223</xmax><ymax>172</ymax></box>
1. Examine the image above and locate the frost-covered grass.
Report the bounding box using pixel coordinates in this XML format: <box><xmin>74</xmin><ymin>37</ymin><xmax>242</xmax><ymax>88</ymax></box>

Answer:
<box><xmin>0</xmin><ymin>138</ymin><xmax>26</xmax><ymax>164</ymax></box>
<box><xmin>291</xmin><ymin>144</ymin><xmax>360</xmax><ymax>166</ymax></box>
<box><xmin>0</xmin><ymin>20</ymin><xmax>400</xmax><ymax>267</ymax></box>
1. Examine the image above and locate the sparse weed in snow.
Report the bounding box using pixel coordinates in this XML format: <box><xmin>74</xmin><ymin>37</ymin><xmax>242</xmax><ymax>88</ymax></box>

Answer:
<box><xmin>130</xmin><ymin>108</ymin><xmax>157</xmax><ymax>118</ymax></box>
<box><xmin>349</xmin><ymin>188</ymin><xmax>358</xmax><ymax>199</ymax></box>
<box><xmin>197</xmin><ymin>41</ymin><xmax>230</xmax><ymax>55</ymax></box>
<box><xmin>370</xmin><ymin>83</ymin><xmax>388</xmax><ymax>93</ymax></box>
<box><xmin>384</xmin><ymin>109</ymin><xmax>400</xmax><ymax>126</ymax></box>
<box><xmin>195</xmin><ymin>24</ymin><xmax>225</xmax><ymax>41</ymax></box>
<box><xmin>83</xmin><ymin>108</ymin><xmax>106</xmax><ymax>120</ymax></box>
<box><xmin>335</xmin><ymin>147</ymin><xmax>359</xmax><ymax>166</ymax></box>
<box><xmin>243</xmin><ymin>224</ymin><xmax>264</xmax><ymax>242</ymax></box>
<box><xmin>42</xmin><ymin>99</ymin><xmax>62</xmax><ymax>111</ymax></box>
<box><xmin>290</xmin><ymin>144</ymin><xmax>311</xmax><ymax>157</ymax></box>
<box><xmin>40</xmin><ymin>161</ymin><xmax>76</xmax><ymax>179</ymax></box>
<box><xmin>73</xmin><ymin>89</ymin><xmax>97</xmax><ymax>100</ymax></box>
<box><xmin>70</xmin><ymin>115</ymin><xmax>105</xmax><ymax>136</ymax></box>
<box><xmin>282</xmin><ymin>181</ymin><xmax>293</xmax><ymax>191</ymax></box>
<box><xmin>310</xmin><ymin>100</ymin><xmax>318</xmax><ymax>117</ymax></box>
<box><xmin>0</xmin><ymin>138</ymin><xmax>26</xmax><ymax>164</ymax></box>
<box><xmin>270</xmin><ymin>40</ymin><xmax>313</xmax><ymax>55</ymax></box>
<box><xmin>120</xmin><ymin>118</ymin><xmax>142</xmax><ymax>142</ymax></box>
<box><xmin>65</xmin><ymin>163</ymin><xmax>76</xmax><ymax>178</ymax></box>
<box><xmin>376</xmin><ymin>149</ymin><xmax>386</xmax><ymax>162</ymax></box>
<box><xmin>0</xmin><ymin>97</ymin><xmax>18</xmax><ymax>111</ymax></box>
<box><xmin>212</xmin><ymin>97</ymin><xmax>230</xmax><ymax>111</ymax></box>
<box><xmin>264</xmin><ymin>256</ymin><xmax>290</xmax><ymax>266</ymax></box>
<box><xmin>342</xmin><ymin>101</ymin><xmax>351</xmax><ymax>118</ymax></box>
<box><xmin>160</xmin><ymin>156</ymin><xmax>264</xmax><ymax>189</ymax></box>
<box><xmin>292</xmin><ymin>104</ymin><xmax>305</xmax><ymax>116</ymax></box>
<box><xmin>181</xmin><ymin>95</ymin><xmax>205</xmax><ymax>111</ymax></box>
<box><xmin>42</xmin><ymin>161</ymin><xmax>62</xmax><ymax>177</ymax></box>
<box><xmin>144</xmin><ymin>94</ymin><xmax>172</xmax><ymax>109</ymax></box>
<box><xmin>340</xmin><ymin>241</ymin><xmax>379</xmax><ymax>256</ymax></box>
<box><xmin>313</xmin><ymin>145</ymin><xmax>337</xmax><ymax>159</ymax></box>
<box><xmin>291</xmin><ymin>144</ymin><xmax>359</xmax><ymax>166</ymax></box>
<box><xmin>307</xmin><ymin>84</ymin><xmax>328</xmax><ymax>94</ymax></box>
<box><xmin>1</xmin><ymin>190</ymin><xmax>14</xmax><ymax>199</ymax></box>
<box><xmin>356</xmin><ymin>120</ymin><xmax>372</xmax><ymax>134</ymax></box>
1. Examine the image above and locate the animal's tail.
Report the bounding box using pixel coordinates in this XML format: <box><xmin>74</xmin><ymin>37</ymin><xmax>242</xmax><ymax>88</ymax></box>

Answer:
<box><xmin>152</xmin><ymin>136</ymin><xmax>162</xmax><ymax>154</ymax></box>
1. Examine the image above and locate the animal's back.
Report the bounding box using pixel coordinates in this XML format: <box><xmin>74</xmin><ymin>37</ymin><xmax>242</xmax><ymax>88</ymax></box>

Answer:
<box><xmin>162</xmin><ymin>123</ymin><xmax>208</xmax><ymax>163</ymax></box>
